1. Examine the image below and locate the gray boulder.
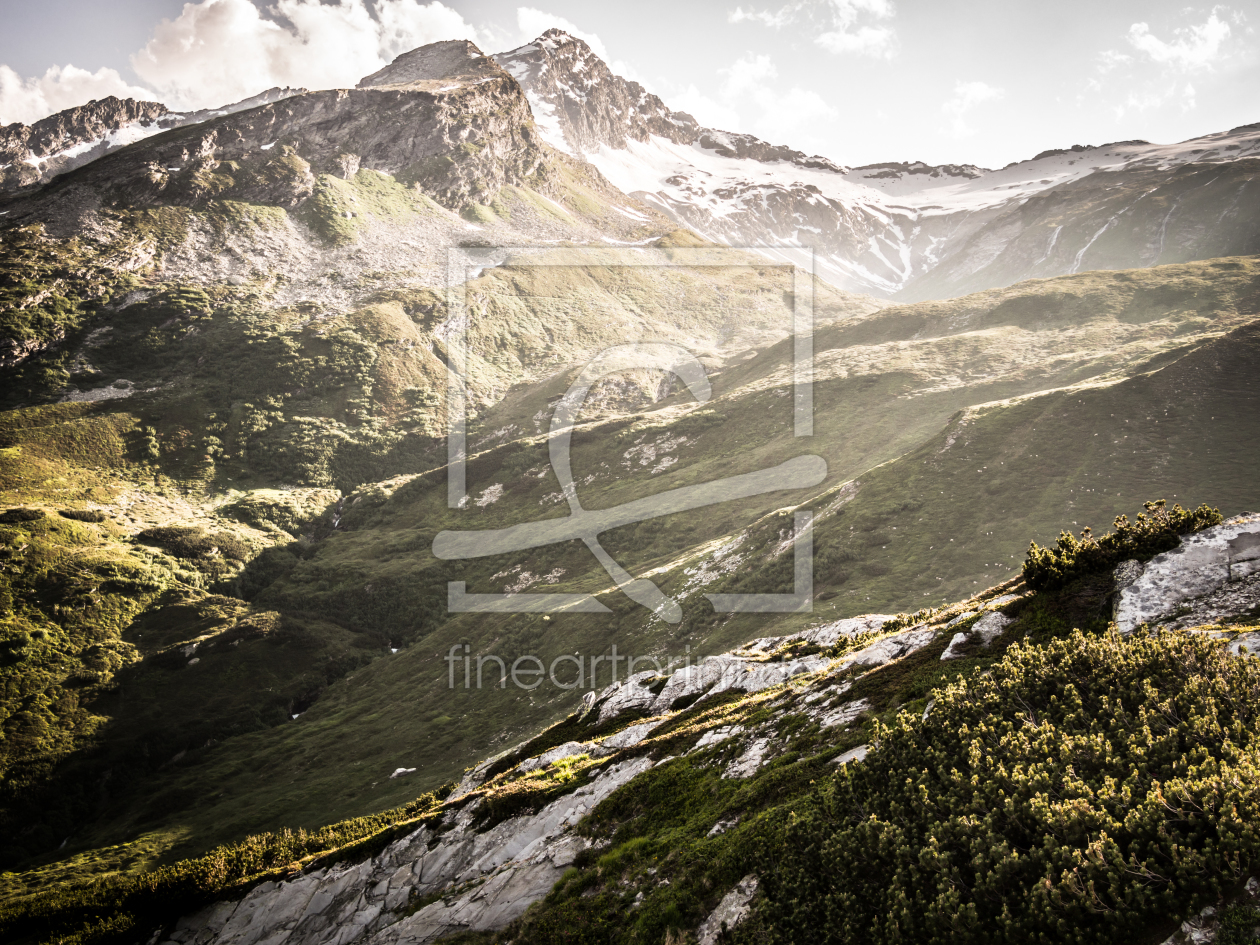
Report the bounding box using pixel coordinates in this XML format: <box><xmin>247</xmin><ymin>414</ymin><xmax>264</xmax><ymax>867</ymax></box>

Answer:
<box><xmin>1115</xmin><ymin>515</ymin><xmax>1260</xmax><ymax>633</ymax></box>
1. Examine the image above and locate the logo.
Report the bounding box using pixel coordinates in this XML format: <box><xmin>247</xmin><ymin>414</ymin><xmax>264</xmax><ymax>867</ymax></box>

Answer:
<box><xmin>432</xmin><ymin>246</ymin><xmax>825</xmax><ymax>621</ymax></box>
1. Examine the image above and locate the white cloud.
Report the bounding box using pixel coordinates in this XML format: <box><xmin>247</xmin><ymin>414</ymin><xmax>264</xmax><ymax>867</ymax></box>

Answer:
<box><xmin>1126</xmin><ymin>10</ymin><xmax>1233</xmax><ymax>71</ymax></box>
<box><xmin>1096</xmin><ymin>49</ymin><xmax>1132</xmax><ymax>74</ymax></box>
<box><xmin>670</xmin><ymin>53</ymin><xmax>836</xmax><ymax>140</ymax></box>
<box><xmin>816</xmin><ymin>24</ymin><xmax>895</xmax><ymax>56</ymax></box>
<box><xmin>728</xmin><ymin>4</ymin><xmax>800</xmax><ymax>28</ymax></box>
<box><xmin>2</xmin><ymin>0</ymin><xmax>481</xmax><ymax>124</ymax></box>
<box><xmin>720</xmin><ymin>53</ymin><xmax>779</xmax><ymax>96</ymax></box>
<box><xmin>666</xmin><ymin>84</ymin><xmax>742</xmax><ymax>131</ymax></box>
<box><xmin>1181</xmin><ymin>82</ymin><xmax>1197</xmax><ymax>111</ymax></box>
<box><xmin>730</xmin><ymin>0</ymin><xmax>897</xmax><ymax>59</ymax></box>
<box><xmin>0</xmin><ymin>63</ymin><xmax>157</xmax><ymax>126</ymax></box>
<box><xmin>941</xmin><ymin>79</ymin><xmax>1003</xmax><ymax>138</ymax></box>
<box><xmin>654</xmin><ymin>52</ymin><xmax>836</xmax><ymax>141</ymax></box>
<box><xmin>1111</xmin><ymin>81</ymin><xmax>1200</xmax><ymax>119</ymax></box>
<box><xmin>129</xmin><ymin>0</ymin><xmax>479</xmax><ymax>110</ymax></box>
<box><xmin>753</xmin><ymin>86</ymin><xmax>838</xmax><ymax>142</ymax></box>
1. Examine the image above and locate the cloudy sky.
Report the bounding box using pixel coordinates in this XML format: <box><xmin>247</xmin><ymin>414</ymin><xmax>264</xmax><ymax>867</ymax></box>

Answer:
<box><xmin>0</xmin><ymin>0</ymin><xmax>1256</xmax><ymax>169</ymax></box>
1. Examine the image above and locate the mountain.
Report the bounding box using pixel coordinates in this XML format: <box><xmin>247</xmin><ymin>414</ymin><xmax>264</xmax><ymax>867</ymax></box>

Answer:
<box><xmin>1</xmin><ymin>29</ymin><xmax>1259</xmax><ymax>945</ymax></box>
<box><xmin>496</xmin><ymin>30</ymin><xmax>1260</xmax><ymax>299</ymax></box>
<box><xmin>0</xmin><ymin>88</ymin><xmax>305</xmax><ymax>192</ymax></box>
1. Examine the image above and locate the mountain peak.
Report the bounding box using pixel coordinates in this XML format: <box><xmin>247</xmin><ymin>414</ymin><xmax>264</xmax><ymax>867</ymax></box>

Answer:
<box><xmin>493</xmin><ymin>33</ymin><xmax>698</xmax><ymax>156</ymax></box>
<box><xmin>536</xmin><ymin>27</ymin><xmax>584</xmax><ymax>46</ymax></box>
<box><xmin>357</xmin><ymin>39</ymin><xmax>502</xmax><ymax>89</ymax></box>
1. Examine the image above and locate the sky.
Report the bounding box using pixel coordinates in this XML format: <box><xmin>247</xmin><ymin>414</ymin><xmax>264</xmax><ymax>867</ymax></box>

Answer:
<box><xmin>0</xmin><ymin>0</ymin><xmax>1256</xmax><ymax>169</ymax></box>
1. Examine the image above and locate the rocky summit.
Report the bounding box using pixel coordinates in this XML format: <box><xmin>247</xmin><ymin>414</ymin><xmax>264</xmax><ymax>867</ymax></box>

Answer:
<box><xmin>1</xmin><ymin>19</ymin><xmax>1259</xmax><ymax>945</ymax></box>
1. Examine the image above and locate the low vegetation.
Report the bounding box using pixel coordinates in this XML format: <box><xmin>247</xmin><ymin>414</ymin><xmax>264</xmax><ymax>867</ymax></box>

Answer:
<box><xmin>0</xmin><ymin>789</ymin><xmax>449</xmax><ymax>945</ymax></box>
<box><xmin>1023</xmin><ymin>498</ymin><xmax>1223</xmax><ymax>591</ymax></box>
<box><xmin>746</xmin><ymin>628</ymin><xmax>1260</xmax><ymax>944</ymax></box>
<box><xmin>1</xmin><ymin>500</ymin><xmax>1242</xmax><ymax>945</ymax></box>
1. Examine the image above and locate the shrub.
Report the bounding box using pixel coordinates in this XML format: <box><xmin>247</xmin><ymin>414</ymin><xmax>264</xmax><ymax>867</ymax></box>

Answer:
<box><xmin>0</xmin><ymin>508</ymin><xmax>44</xmax><ymax>523</ymax></box>
<box><xmin>1022</xmin><ymin>499</ymin><xmax>1222</xmax><ymax>591</ymax></box>
<box><xmin>134</xmin><ymin>527</ymin><xmax>250</xmax><ymax>562</ymax></box>
<box><xmin>748</xmin><ymin>629</ymin><xmax>1260</xmax><ymax>944</ymax></box>
<box><xmin>59</xmin><ymin>510</ymin><xmax>107</xmax><ymax>523</ymax></box>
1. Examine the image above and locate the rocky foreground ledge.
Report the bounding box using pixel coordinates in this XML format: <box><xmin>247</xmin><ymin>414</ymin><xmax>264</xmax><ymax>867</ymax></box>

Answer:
<box><xmin>160</xmin><ymin>516</ymin><xmax>1260</xmax><ymax>945</ymax></box>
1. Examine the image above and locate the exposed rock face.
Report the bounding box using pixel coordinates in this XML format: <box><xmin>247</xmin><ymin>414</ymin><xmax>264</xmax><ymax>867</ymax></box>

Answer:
<box><xmin>816</xmin><ymin>698</ymin><xmax>869</xmax><ymax>729</ymax></box>
<box><xmin>0</xmin><ymin>88</ymin><xmax>304</xmax><ymax>191</ymax></box>
<box><xmin>158</xmin><ymin>583</ymin><xmax>1027</xmax><ymax>945</ymax></box>
<box><xmin>493</xmin><ymin>29</ymin><xmax>700</xmax><ymax>156</ymax></box>
<box><xmin>849</xmin><ymin>160</ymin><xmax>983</xmax><ymax>183</ymax></box>
<box><xmin>696</xmin><ymin>875</ymin><xmax>758</xmax><ymax>945</ymax></box>
<box><xmin>766</xmin><ymin>613</ymin><xmax>895</xmax><ymax>648</ymax></box>
<box><xmin>1159</xmin><ymin>876</ymin><xmax>1260</xmax><ymax>945</ymax></box>
<box><xmin>160</xmin><ymin>553</ymin><xmax>1260</xmax><ymax>945</ymax></box>
<box><xmin>1</xmin><ymin>43</ymin><xmax>549</xmax><ymax>222</ymax></box>
<box><xmin>648</xmin><ymin>653</ymin><xmax>828</xmax><ymax>714</ymax></box>
<box><xmin>1</xmin><ymin>96</ymin><xmax>169</xmax><ymax>190</ymax></box>
<box><xmin>493</xmin><ymin>29</ymin><xmax>849</xmax><ymax>175</ymax></box>
<box><xmin>167</xmin><ymin>757</ymin><xmax>654</xmax><ymax>945</ymax></box>
<box><xmin>725</xmin><ymin>738</ymin><xmax>774</xmax><ymax>778</ymax></box>
<box><xmin>841</xmin><ymin>627</ymin><xmax>935</xmax><ymax>668</ymax></box>
<box><xmin>595</xmin><ymin>671</ymin><xmax>660</xmax><ymax>724</ymax></box>
<box><xmin>941</xmin><ymin>612</ymin><xmax>1013</xmax><ymax>660</ymax></box>
<box><xmin>833</xmin><ymin>744</ymin><xmax>869</xmax><ymax>765</ymax></box>
<box><xmin>491</xmin><ymin>30</ymin><xmax>1260</xmax><ymax>299</ymax></box>
<box><xmin>359</xmin><ymin>40</ymin><xmax>504</xmax><ymax>88</ymax></box>
<box><xmin>1115</xmin><ymin>514</ymin><xmax>1260</xmax><ymax>633</ymax></box>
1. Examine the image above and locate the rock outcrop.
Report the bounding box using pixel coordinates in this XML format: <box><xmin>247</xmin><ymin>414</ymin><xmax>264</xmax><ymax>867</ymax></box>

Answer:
<box><xmin>159</xmin><ymin>596</ymin><xmax>1011</xmax><ymax>945</ymax></box>
<box><xmin>696</xmin><ymin>874</ymin><xmax>758</xmax><ymax>945</ymax></box>
<box><xmin>492</xmin><ymin>29</ymin><xmax>700</xmax><ymax>156</ymax></box>
<box><xmin>140</xmin><ymin>537</ymin><xmax>1260</xmax><ymax>945</ymax></box>
<box><xmin>358</xmin><ymin>40</ymin><xmax>506</xmax><ymax>89</ymax></box>
<box><xmin>491</xmin><ymin>30</ymin><xmax>1260</xmax><ymax>300</ymax></box>
<box><xmin>1115</xmin><ymin>514</ymin><xmax>1260</xmax><ymax>633</ymax></box>
<box><xmin>167</xmin><ymin>758</ymin><xmax>653</xmax><ymax>945</ymax></box>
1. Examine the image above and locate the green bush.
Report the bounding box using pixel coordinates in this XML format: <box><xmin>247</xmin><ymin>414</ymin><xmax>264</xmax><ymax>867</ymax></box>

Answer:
<box><xmin>134</xmin><ymin>527</ymin><xmax>250</xmax><ymax>562</ymax></box>
<box><xmin>747</xmin><ymin>629</ymin><xmax>1260</xmax><ymax>944</ymax></box>
<box><xmin>1022</xmin><ymin>499</ymin><xmax>1222</xmax><ymax>591</ymax></box>
<box><xmin>0</xmin><ymin>508</ymin><xmax>44</xmax><ymax>524</ymax></box>
<box><xmin>58</xmin><ymin>510</ymin><xmax>107</xmax><ymax>523</ymax></box>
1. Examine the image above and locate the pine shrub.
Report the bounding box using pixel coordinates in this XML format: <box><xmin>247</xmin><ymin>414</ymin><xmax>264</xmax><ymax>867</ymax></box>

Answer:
<box><xmin>749</xmin><ymin>629</ymin><xmax>1260</xmax><ymax>944</ymax></box>
<box><xmin>1022</xmin><ymin>499</ymin><xmax>1222</xmax><ymax>592</ymax></box>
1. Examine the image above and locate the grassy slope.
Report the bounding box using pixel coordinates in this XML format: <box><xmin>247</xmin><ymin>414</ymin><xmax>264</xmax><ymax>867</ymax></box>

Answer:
<box><xmin>5</xmin><ymin>514</ymin><xmax>1257</xmax><ymax>945</ymax></box>
<box><xmin>13</xmin><ymin>257</ymin><xmax>1252</xmax><ymax>874</ymax></box>
<box><xmin>900</xmin><ymin>157</ymin><xmax>1260</xmax><ymax>302</ymax></box>
<box><xmin>2</xmin><ymin>151</ymin><xmax>1258</xmax><ymax>883</ymax></box>
<box><xmin>0</xmin><ymin>219</ymin><xmax>874</xmax><ymax>873</ymax></box>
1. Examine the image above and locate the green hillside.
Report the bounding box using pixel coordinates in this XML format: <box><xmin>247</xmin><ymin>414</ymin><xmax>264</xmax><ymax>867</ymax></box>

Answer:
<box><xmin>3</xmin><ymin>502</ymin><xmax>1256</xmax><ymax>945</ymax></box>
<box><xmin>1</xmin><ymin>251</ymin><xmax>1256</xmax><ymax>885</ymax></box>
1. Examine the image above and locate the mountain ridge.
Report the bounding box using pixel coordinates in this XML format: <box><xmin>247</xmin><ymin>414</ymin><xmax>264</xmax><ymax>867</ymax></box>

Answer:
<box><xmin>489</xmin><ymin>30</ymin><xmax>1260</xmax><ymax>299</ymax></box>
<box><xmin>0</xmin><ymin>88</ymin><xmax>306</xmax><ymax>193</ymax></box>
<box><xmin>7</xmin><ymin>30</ymin><xmax>1258</xmax><ymax>306</ymax></box>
